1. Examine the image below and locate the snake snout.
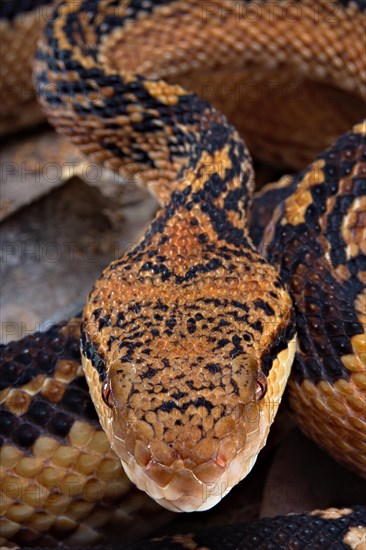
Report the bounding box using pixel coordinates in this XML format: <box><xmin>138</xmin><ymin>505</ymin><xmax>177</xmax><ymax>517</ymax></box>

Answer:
<box><xmin>90</xmin><ymin>349</ymin><xmax>283</xmax><ymax>512</ymax></box>
<box><xmin>82</xmin><ymin>314</ymin><xmax>295</xmax><ymax>512</ymax></box>
<box><xmin>109</xmin><ymin>404</ymin><xmax>259</xmax><ymax>512</ymax></box>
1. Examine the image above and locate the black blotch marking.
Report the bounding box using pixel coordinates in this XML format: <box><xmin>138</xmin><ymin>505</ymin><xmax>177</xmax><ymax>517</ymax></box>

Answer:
<box><xmin>217</xmin><ymin>338</ymin><xmax>230</xmax><ymax>349</ymax></box>
<box><xmin>250</xmin><ymin>320</ymin><xmax>263</xmax><ymax>334</ymax></box>
<box><xmin>142</xmin><ymin>367</ymin><xmax>157</xmax><ymax>379</ymax></box>
<box><xmin>48</xmin><ymin>412</ymin><xmax>73</xmax><ymax>437</ymax></box>
<box><xmin>14</xmin><ymin>423</ymin><xmax>39</xmax><ymax>449</ymax></box>
<box><xmin>262</xmin><ymin>321</ymin><xmax>296</xmax><ymax>376</ymax></box>
<box><xmin>0</xmin><ymin>410</ymin><xmax>17</xmax><ymax>436</ymax></box>
<box><xmin>98</xmin><ymin>315</ymin><xmax>111</xmax><ymax>329</ymax></box>
<box><xmin>81</xmin><ymin>331</ymin><xmax>106</xmax><ymax>382</ymax></box>
<box><xmin>28</xmin><ymin>400</ymin><xmax>53</xmax><ymax>427</ymax></box>
<box><xmin>187</xmin><ymin>318</ymin><xmax>197</xmax><ymax>334</ymax></box>
<box><xmin>166</xmin><ymin>317</ymin><xmax>176</xmax><ymax>330</ymax></box>
<box><xmin>205</xmin><ymin>363</ymin><xmax>221</xmax><ymax>374</ymax></box>
<box><xmin>254</xmin><ymin>299</ymin><xmax>275</xmax><ymax>316</ymax></box>
<box><xmin>182</xmin><ymin>397</ymin><xmax>214</xmax><ymax>413</ymax></box>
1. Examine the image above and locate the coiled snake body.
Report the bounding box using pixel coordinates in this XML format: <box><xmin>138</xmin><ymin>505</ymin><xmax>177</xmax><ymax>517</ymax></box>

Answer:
<box><xmin>1</xmin><ymin>0</ymin><xmax>366</xmax><ymax>546</ymax></box>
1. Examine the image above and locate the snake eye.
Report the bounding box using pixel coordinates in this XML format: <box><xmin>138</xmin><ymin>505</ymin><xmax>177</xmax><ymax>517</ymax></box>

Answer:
<box><xmin>256</xmin><ymin>371</ymin><xmax>267</xmax><ymax>401</ymax></box>
<box><xmin>102</xmin><ymin>379</ymin><xmax>114</xmax><ymax>408</ymax></box>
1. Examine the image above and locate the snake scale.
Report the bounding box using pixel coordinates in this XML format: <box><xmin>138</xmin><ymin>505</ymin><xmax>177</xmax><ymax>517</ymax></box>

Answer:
<box><xmin>0</xmin><ymin>0</ymin><xmax>366</xmax><ymax>547</ymax></box>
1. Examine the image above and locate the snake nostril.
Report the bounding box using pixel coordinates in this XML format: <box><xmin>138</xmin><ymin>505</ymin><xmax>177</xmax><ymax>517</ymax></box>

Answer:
<box><xmin>102</xmin><ymin>379</ymin><xmax>114</xmax><ymax>408</ymax></box>
<box><xmin>255</xmin><ymin>371</ymin><xmax>267</xmax><ymax>401</ymax></box>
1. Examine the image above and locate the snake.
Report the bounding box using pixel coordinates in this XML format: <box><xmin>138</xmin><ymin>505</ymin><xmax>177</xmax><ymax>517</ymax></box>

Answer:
<box><xmin>0</xmin><ymin>0</ymin><xmax>365</xmax><ymax>546</ymax></box>
<box><xmin>18</xmin><ymin>508</ymin><xmax>366</xmax><ymax>549</ymax></box>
